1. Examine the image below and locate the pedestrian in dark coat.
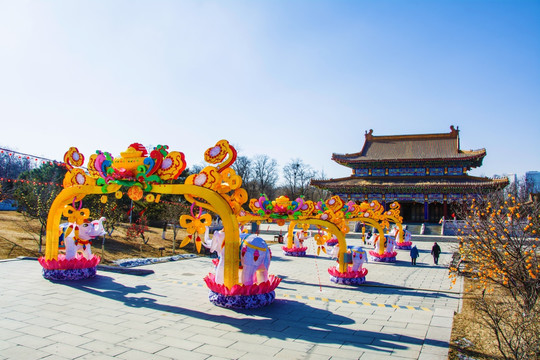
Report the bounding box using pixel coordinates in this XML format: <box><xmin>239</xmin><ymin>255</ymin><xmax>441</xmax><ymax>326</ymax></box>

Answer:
<box><xmin>431</xmin><ymin>242</ymin><xmax>441</xmax><ymax>265</ymax></box>
<box><xmin>410</xmin><ymin>245</ymin><xmax>419</xmax><ymax>265</ymax></box>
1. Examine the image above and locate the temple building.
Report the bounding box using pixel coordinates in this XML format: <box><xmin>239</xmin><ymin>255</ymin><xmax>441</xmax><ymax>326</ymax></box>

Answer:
<box><xmin>311</xmin><ymin>126</ymin><xmax>508</xmax><ymax>223</ymax></box>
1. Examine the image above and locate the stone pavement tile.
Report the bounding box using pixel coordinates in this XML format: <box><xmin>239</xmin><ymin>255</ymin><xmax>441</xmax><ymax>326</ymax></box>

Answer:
<box><xmin>0</xmin><ymin>318</ymin><xmax>28</xmax><ymax>332</ymax></box>
<box><xmin>405</xmin><ymin>322</ymin><xmax>429</xmax><ymax>331</ymax></box>
<box><xmin>404</xmin><ymin>314</ymin><xmax>433</xmax><ymax>325</ymax></box>
<box><xmin>192</xmin><ymin>344</ymin><xmax>247</xmax><ymax>359</ymax></box>
<box><xmin>359</xmin><ymin>352</ymin><xmax>409</xmax><ymax>360</ymax></box>
<box><xmin>51</xmin><ymin>323</ymin><xmax>94</xmax><ymax>336</ymax></box>
<box><xmin>237</xmin><ymin>353</ymin><xmax>278</xmax><ymax>360</ymax></box>
<box><xmin>381</xmin><ymin>325</ymin><xmax>411</xmax><ymax>335</ymax></box>
<box><xmin>77</xmin><ymin>354</ymin><xmax>117</xmax><ymax>360</ymax></box>
<box><xmin>221</xmin><ymin>331</ymin><xmax>268</xmax><ymax>345</ymax></box>
<box><xmin>154</xmin><ymin>346</ymin><xmax>210</xmax><ymax>360</ymax></box>
<box><xmin>181</xmin><ymin>325</ymin><xmax>229</xmax><ymax>338</ymax></box>
<box><xmin>293</xmin><ymin>336</ymin><xmax>342</xmax><ymax>349</ymax></box>
<box><xmin>85</xmin><ymin>329</ymin><xmax>131</xmax><ymax>344</ymax></box>
<box><xmin>229</xmin><ymin>341</ymin><xmax>281</xmax><ymax>356</ymax></box>
<box><xmin>390</xmin><ymin>347</ymin><xmax>422</xmax><ymax>359</ymax></box>
<box><xmin>213</xmin><ymin>322</ymin><xmax>245</xmax><ymax>332</ymax></box>
<box><xmin>89</xmin><ymin>319</ymin><xmax>132</xmax><ymax>334</ymax></box>
<box><xmin>433</xmin><ymin>307</ymin><xmax>455</xmax><ymax>318</ymax></box>
<box><xmin>17</xmin><ymin>324</ymin><xmax>60</xmax><ymax>338</ymax></box>
<box><xmin>3</xmin><ymin>305</ymin><xmax>40</xmax><ymax>319</ymax></box>
<box><xmin>418</xmin><ymin>352</ymin><xmax>448</xmax><ymax>360</ymax></box>
<box><xmin>310</xmin><ymin>344</ymin><xmax>363</xmax><ymax>358</ymax></box>
<box><xmin>384</xmin><ymin>319</ymin><xmax>410</xmax><ymax>329</ymax></box>
<box><xmin>273</xmin><ymin>348</ymin><xmax>327</xmax><ymax>360</ymax></box>
<box><xmin>79</xmin><ymin>340</ymin><xmax>131</xmax><ymax>357</ymax></box>
<box><xmin>398</xmin><ymin>328</ymin><xmax>428</xmax><ymax>341</ymax></box>
<box><xmin>426</xmin><ymin>326</ymin><xmax>452</xmax><ymax>342</ymax></box>
<box><xmin>430</xmin><ymin>315</ymin><xmax>454</xmax><ymax>328</ymax></box>
<box><xmin>40</xmin><ymin>342</ymin><xmax>92</xmax><ymax>358</ymax></box>
<box><xmin>115</xmin><ymin>349</ymin><xmax>172</xmax><ymax>360</ymax></box>
<box><xmin>420</xmin><ymin>343</ymin><xmax>450</xmax><ymax>356</ymax></box>
<box><xmin>46</xmin><ymin>332</ymin><xmax>94</xmax><ymax>347</ymax></box>
<box><xmin>7</xmin><ymin>333</ymin><xmax>56</xmax><ymax>349</ymax></box>
<box><xmin>115</xmin><ymin>327</ymin><xmax>152</xmax><ymax>339</ymax></box>
<box><xmin>349</xmin><ymin>345</ymin><xmax>392</xmax><ymax>358</ymax></box>
<box><xmin>1</xmin><ymin>344</ymin><xmax>52</xmax><ymax>360</ymax></box>
<box><xmin>41</xmin><ymin>354</ymin><xmax>72</xmax><ymax>360</ymax></box>
<box><xmin>185</xmin><ymin>333</ymin><xmax>236</xmax><ymax>348</ymax></box>
<box><xmin>263</xmin><ymin>338</ymin><xmax>314</xmax><ymax>352</ymax></box>
<box><xmin>0</xmin><ymin>339</ymin><xmax>13</xmax><ymax>351</ymax></box>
<box><xmin>23</xmin><ymin>315</ymin><xmax>64</xmax><ymax>329</ymax></box>
<box><xmin>0</xmin><ymin>328</ymin><xmax>21</xmax><ymax>342</ymax></box>
<box><xmin>254</xmin><ymin>319</ymin><xmax>291</xmax><ymax>332</ymax></box>
<box><xmin>117</xmin><ymin>338</ymin><xmax>168</xmax><ymax>354</ymax></box>
<box><xmin>118</xmin><ymin>318</ymin><xmax>163</xmax><ymax>332</ymax></box>
<box><xmin>353</xmin><ymin>323</ymin><xmax>383</xmax><ymax>333</ymax></box>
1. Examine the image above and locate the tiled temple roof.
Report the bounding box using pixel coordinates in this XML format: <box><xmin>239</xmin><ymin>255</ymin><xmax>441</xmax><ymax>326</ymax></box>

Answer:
<box><xmin>311</xmin><ymin>175</ymin><xmax>509</xmax><ymax>194</ymax></box>
<box><xmin>332</xmin><ymin>126</ymin><xmax>486</xmax><ymax>167</ymax></box>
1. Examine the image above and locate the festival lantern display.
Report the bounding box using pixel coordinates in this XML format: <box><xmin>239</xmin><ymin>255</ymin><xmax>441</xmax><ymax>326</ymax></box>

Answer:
<box><xmin>384</xmin><ymin>202</ymin><xmax>413</xmax><ymax>250</ymax></box>
<box><xmin>328</xmin><ymin>246</ymin><xmax>368</xmax><ymax>285</ymax></box>
<box><xmin>40</xmin><ymin>139</ymin><xmax>409</xmax><ymax>307</ymax></box>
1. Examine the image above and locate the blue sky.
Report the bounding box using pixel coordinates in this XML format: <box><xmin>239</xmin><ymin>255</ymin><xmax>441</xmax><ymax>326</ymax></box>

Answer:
<box><xmin>1</xmin><ymin>1</ymin><xmax>538</xmax><ymax>183</ymax></box>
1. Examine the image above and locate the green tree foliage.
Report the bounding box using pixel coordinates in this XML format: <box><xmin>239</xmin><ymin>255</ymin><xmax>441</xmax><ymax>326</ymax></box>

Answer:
<box><xmin>12</xmin><ymin>163</ymin><xmax>66</xmax><ymax>252</ymax></box>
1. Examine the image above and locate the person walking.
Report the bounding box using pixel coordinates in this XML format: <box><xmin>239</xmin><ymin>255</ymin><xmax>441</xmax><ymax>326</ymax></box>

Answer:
<box><xmin>410</xmin><ymin>245</ymin><xmax>419</xmax><ymax>265</ymax></box>
<box><xmin>431</xmin><ymin>242</ymin><xmax>441</xmax><ymax>265</ymax></box>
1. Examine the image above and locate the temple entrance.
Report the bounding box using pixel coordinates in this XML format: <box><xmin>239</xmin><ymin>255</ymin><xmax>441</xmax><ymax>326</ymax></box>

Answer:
<box><xmin>428</xmin><ymin>203</ymin><xmax>444</xmax><ymax>223</ymax></box>
<box><xmin>401</xmin><ymin>202</ymin><xmax>424</xmax><ymax>223</ymax></box>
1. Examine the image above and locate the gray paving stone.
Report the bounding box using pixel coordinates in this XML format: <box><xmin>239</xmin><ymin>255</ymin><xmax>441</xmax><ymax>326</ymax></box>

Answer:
<box><xmin>192</xmin><ymin>344</ymin><xmax>247</xmax><ymax>359</ymax></box>
<box><xmin>6</xmin><ymin>333</ymin><xmax>55</xmax><ymax>349</ymax></box>
<box><xmin>430</xmin><ymin>315</ymin><xmax>454</xmax><ymax>328</ymax></box>
<box><xmin>115</xmin><ymin>349</ymin><xmax>172</xmax><ymax>360</ymax></box>
<box><xmin>273</xmin><ymin>348</ymin><xmax>320</xmax><ymax>359</ymax></box>
<box><xmin>78</xmin><ymin>340</ymin><xmax>131</xmax><ymax>356</ymax></box>
<box><xmin>229</xmin><ymin>341</ymin><xmax>281</xmax><ymax>356</ymax></box>
<box><xmin>1</xmin><ymin>344</ymin><xmax>51</xmax><ymax>360</ymax></box>
<box><xmin>117</xmin><ymin>338</ymin><xmax>168</xmax><ymax>354</ymax></box>
<box><xmin>40</xmin><ymin>342</ymin><xmax>92</xmax><ymax>358</ymax></box>
<box><xmin>0</xmin><ymin>239</ymin><xmax>462</xmax><ymax>360</ymax></box>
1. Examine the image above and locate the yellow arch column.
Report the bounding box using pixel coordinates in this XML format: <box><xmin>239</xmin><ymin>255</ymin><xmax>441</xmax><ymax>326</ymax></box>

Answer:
<box><xmin>45</xmin><ymin>184</ymin><xmax>121</xmax><ymax>260</ymax></box>
<box><xmin>297</xmin><ymin>219</ymin><xmax>348</xmax><ymax>273</ymax></box>
<box><xmin>387</xmin><ymin>216</ymin><xmax>404</xmax><ymax>243</ymax></box>
<box><xmin>352</xmin><ymin>217</ymin><xmax>386</xmax><ymax>255</ymax></box>
<box><xmin>152</xmin><ymin>184</ymin><xmax>240</xmax><ymax>288</ymax></box>
<box><xmin>286</xmin><ymin>221</ymin><xmax>298</xmax><ymax>248</ymax></box>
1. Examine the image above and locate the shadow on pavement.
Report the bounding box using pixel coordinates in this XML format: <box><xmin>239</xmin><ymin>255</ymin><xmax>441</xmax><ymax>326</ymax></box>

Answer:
<box><xmin>59</xmin><ymin>274</ymin><xmax>425</xmax><ymax>352</ymax></box>
<box><xmin>277</xmin><ymin>278</ymin><xmax>460</xmax><ymax>298</ymax></box>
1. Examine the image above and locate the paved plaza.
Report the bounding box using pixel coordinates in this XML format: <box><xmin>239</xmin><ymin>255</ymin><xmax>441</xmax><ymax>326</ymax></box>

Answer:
<box><xmin>0</xmin><ymin>234</ymin><xmax>462</xmax><ymax>360</ymax></box>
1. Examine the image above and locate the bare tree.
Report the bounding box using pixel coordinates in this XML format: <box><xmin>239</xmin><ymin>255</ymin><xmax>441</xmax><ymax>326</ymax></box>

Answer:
<box><xmin>252</xmin><ymin>155</ymin><xmax>278</xmax><ymax>199</ymax></box>
<box><xmin>454</xmin><ymin>191</ymin><xmax>540</xmax><ymax>359</ymax></box>
<box><xmin>232</xmin><ymin>155</ymin><xmax>256</xmax><ymax>200</ymax></box>
<box><xmin>161</xmin><ymin>200</ymin><xmax>189</xmax><ymax>253</ymax></box>
<box><xmin>304</xmin><ymin>169</ymin><xmax>331</xmax><ymax>201</ymax></box>
<box><xmin>282</xmin><ymin>158</ymin><xmax>315</xmax><ymax>199</ymax></box>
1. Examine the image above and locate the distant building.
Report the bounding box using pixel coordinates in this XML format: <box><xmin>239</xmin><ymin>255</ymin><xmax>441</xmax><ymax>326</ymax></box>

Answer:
<box><xmin>526</xmin><ymin>171</ymin><xmax>540</xmax><ymax>202</ymax></box>
<box><xmin>311</xmin><ymin>126</ymin><xmax>508</xmax><ymax>223</ymax></box>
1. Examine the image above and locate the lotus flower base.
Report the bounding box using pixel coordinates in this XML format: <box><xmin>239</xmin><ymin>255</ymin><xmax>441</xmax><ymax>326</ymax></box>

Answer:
<box><xmin>209</xmin><ymin>290</ymin><xmax>276</xmax><ymax>309</ymax></box>
<box><xmin>330</xmin><ymin>276</ymin><xmax>366</xmax><ymax>285</ymax></box>
<box><xmin>325</xmin><ymin>239</ymin><xmax>338</xmax><ymax>247</ymax></box>
<box><xmin>395</xmin><ymin>241</ymin><xmax>413</xmax><ymax>250</ymax></box>
<box><xmin>204</xmin><ymin>274</ymin><xmax>281</xmax><ymax>309</ymax></box>
<box><xmin>368</xmin><ymin>251</ymin><xmax>397</xmax><ymax>262</ymax></box>
<box><xmin>282</xmin><ymin>246</ymin><xmax>307</xmax><ymax>257</ymax></box>
<box><xmin>39</xmin><ymin>254</ymin><xmax>100</xmax><ymax>281</ymax></box>
<box><xmin>328</xmin><ymin>267</ymin><xmax>368</xmax><ymax>285</ymax></box>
